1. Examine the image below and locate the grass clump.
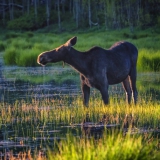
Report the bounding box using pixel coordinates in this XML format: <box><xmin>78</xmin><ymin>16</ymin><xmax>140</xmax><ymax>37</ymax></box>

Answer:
<box><xmin>138</xmin><ymin>49</ymin><xmax>160</xmax><ymax>72</ymax></box>
<box><xmin>48</xmin><ymin>132</ymin><xmax>160</xmax><ymax>160</ymax></box>
<box><xmin>0</xmin><ymin>41</ymin><xmax>5</xmax><ymax>51</ymax></box>
<box><xmin>3</xmin><ymin>47</ymin><xmax>17</xmax><ymax>65</ymax></box>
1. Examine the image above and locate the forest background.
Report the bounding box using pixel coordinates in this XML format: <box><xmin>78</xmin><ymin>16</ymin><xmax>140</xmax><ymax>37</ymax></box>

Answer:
<box><xmin>0</xmin><ymin>0</ymin><xmax>160</xmax><ymax>70</ymax></box>
<box><xmin>0</xmin><ymin>0</ymin><xmax>160</xmax><ymax>32</ymax></box>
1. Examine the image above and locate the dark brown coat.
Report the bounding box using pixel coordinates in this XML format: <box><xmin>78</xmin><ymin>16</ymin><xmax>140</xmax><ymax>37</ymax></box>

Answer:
<box><xmin>37</xmin><ymin>37</ymin><xmax>138</xmax><ymax>106</ymax></box>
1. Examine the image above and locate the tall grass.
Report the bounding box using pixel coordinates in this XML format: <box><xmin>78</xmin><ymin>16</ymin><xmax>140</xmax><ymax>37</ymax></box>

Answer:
<box><xmin>0</xmin><ymin>97</ymin><xmax>160</xmax><ymax>159</ymax></box>
<box><xmin>49</xmin><ymin>131</ymin><xmax>160</xmax><ymax>160</ymax></box>
<box><xmin>2</xmin><ymin>29</ymin><xmax>160</xmax><ymax>71</ymax></box>
<box><xmin>0</xmin><ymin>41</ymin><xmax>5</xmax><ymax>51</ymax></box>
<box><xmin>1</xmin><ymin>96</ymin><xmax>160</xmax><ymax>128</ymax></box>
<box><xmin>138</xmin><ymin>49</ymin><xmax>160</xmax><ymax>72</ymax></box>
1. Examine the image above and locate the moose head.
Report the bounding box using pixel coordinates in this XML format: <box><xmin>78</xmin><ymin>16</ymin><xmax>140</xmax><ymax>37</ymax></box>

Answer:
<box><xmin>37</xmin><ymin>36</ymin><xmax>77</xmax><ymax>66</ymax></box>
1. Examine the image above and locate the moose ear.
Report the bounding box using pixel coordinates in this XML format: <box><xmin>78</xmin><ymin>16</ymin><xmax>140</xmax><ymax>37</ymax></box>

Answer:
<box><xmin>70</xmin><ymin>36</ymin><xmax>77</xmax><ymax>46</ymax></box>
<box><xmin>65</xmin><ymin>36</ymin><xmax>77</xmax><ymax>48</ymax></box>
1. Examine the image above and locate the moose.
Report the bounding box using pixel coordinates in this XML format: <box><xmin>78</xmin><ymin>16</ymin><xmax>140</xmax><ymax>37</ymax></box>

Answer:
<box><xmin>37</xmin><ymin>37</ymin><xmax>138</xmax><ymax>106</ymax></box>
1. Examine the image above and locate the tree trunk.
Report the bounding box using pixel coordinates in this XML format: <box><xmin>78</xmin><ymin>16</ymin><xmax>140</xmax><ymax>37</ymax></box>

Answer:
<box><xmin>127</xmin><ymin>0</ymin><xmax>133</xmax><ymax>32</ymax></box>
<box><xmin>22</xmin><ymin>0</ymin><xmax>25</xmax><ymax>14</ymax></box>
<box><xmin>137</xmin><ymin>0</ymin><xmax>141</xmax><ymax>26</ymax></box>
<box><xmin>27</xmin><ymin>0</ymin><xmax>30</xmax><ymax>15</ymax></box>
<box><xmin>69</xmin><ymin>0</ymin><xmax>72</xmax><ymax>14</ymax></box>
<box><xmin>34</xmin><ymin>0</ymin><xmax>37</xmax><ymax>22</ymax></box>
<box><xmin>104</xmin><ymin>0</ymin><xmax>107</xmax><ymax>29</ymax></box>
<box><xmin>75</xmin><ymin>0</ymin><xmax>79</xmax><ymax>28</ymax></box>
<box><xmin>9</xmin><ymin>0</ymin><xmax>14</xmax><ymax>20</ymax></box>
<box><xmin>88</xmin><ymin>0</ymin><xmax>91</xmax><ymax>28</ymax></box>
<box><xmin>46</xmin><ymin>0</ymin><xmax>50</xmax><ymax>26</ymax></box>
<box><xmin>112</xmin><ymin>0</ymin><xmax>116</xmax><ymax>29</ymax></box>
<box><xmin>2</xmin><ymin>0</ymin><xmax>5</xmax><ymax>25</ymax></box>
<box><xmin>57</xmin><ymin>0</ymin><xmax>61</xmax><ymax>31</ymax></box>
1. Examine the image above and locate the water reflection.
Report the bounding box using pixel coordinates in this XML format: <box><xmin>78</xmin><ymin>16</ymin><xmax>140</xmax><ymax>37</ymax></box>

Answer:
<box><xmin>0</xmin><ymin>64</ymin><xmax>159</xmax><ymax>103</ymax></box>
<box><xmin>0</xmin><ymin>65</ymin><xmax>80</xmax><ymax>103</ymax></box>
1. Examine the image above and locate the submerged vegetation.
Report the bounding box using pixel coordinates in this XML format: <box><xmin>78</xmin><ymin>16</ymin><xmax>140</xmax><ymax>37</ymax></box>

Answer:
<box><xmin>0</xmin><ymin>28</ymin><xmax>160</xmax><ymax>72</ymax></box>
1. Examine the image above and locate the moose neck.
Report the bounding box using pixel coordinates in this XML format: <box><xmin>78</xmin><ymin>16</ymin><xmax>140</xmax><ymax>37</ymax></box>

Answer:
<box><xmin>64</xmin><ymin>48</ymin><xmax>88</xmax><ymax>76</ymax></box>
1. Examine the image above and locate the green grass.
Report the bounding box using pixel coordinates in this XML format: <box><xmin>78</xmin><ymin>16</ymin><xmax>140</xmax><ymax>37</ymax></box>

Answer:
<box><xmin>49</xmin><ymin>131</ymin><xmax>160</xmax><ymax>160</ymax></box>
<box><xmin>1</xmin><ymin>96</ymin><xmax>160</xmax><ymax>130</ymax></box>
<box><xmin>138</xmin><ymin>49</ymin><xmax>160</xmax><ymax>72</ymax></box>
<box><xmin>0</xmin><ymin>41</ymin><xmax>5</xmax><ymax>51</ymax></box>
<box><xmin>1</xmin><ymin>28</ymin><xmax>160</xmax><ymax>71</ymax></box>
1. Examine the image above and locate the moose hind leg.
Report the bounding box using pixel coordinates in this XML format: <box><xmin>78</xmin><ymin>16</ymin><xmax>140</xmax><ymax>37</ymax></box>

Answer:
<box><xmin>122</xmin><ymin>76</ymin><xmax>132</xmax><ymax>104</ymax></box>
<box><xmin>129</xmin><ymin>67</ymin><xmax>138</xmax><ymax>104</ymax></box>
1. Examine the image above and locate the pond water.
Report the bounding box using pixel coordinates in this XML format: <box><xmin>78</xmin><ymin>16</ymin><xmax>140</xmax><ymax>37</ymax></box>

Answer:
<box><xmin>0</xmin><ymin>66</ymin><xmax>80</xmax><ymax>103</ymax></box>
<box><xmin>0</xmin><ymin>57</ymin><xmax>160</xmax><ymax>158</ymax></box>
<box><xmin>1</xmin><ymin>64</ymin><xmax>160</xmax><ymax>103</ymax></box>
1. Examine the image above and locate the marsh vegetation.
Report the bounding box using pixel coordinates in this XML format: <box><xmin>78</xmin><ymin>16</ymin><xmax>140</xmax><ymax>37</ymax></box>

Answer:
<box><xmin>0</xmin><ymin>96</ymin><xmax>160</xmax><ymax>159</ymax></box>
<box><xmin>0</xmin><ymin>63</ymin><xmax>159</xmax><ymax>159</ymax></box>
<box><xmin>0</xmin><ymin>28</ymin><xmax>160</xmax><ymax>159</ymax></box>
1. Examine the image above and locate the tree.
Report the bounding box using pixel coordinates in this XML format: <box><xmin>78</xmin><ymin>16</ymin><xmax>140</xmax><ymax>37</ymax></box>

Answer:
<box><xmin>34</xmin><ymin>0</ymin><xmax>37</xmax><ymax>22</ymax></box>
<box><xmin>9</xmin><ymin>0</ymin><xmax>14</xmax><ymax>20</ymax></box>
<box><xmin>2</xmin><ymin>0</ymin><xmax>6</xmax><ymax>25</ymax></box>
<box><xmin>57</xmin><ymin>0</ymin><xmax>61</xmax><ymax>31</ymax></box>
<box><xmin>46</xmin><ymin>0</ymin><xmax>50</xmax><ymax>26</ymax></box>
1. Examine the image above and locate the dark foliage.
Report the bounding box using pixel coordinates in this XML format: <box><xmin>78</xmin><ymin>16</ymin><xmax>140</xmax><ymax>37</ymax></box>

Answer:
<box><xmin>0</xmin><ymin>0</ymin><xmax>160</xmax><ymax>31</ymax></box>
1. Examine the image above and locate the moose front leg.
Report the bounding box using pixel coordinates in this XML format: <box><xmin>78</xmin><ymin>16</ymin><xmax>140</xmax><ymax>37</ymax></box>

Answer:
<box><xmin>99</xmin><ymin>87</ymin><xmax>109</xmax><ymax>105</ymax></box>
<box><xmin>80</xmin><ymin>75</ymin><xmax>90</xmax><ymax>106</ymax></box>
<box><xmin>98</xmin><ymin>78</ymin><xmax>109</xmax><ymax>105</ymax></box>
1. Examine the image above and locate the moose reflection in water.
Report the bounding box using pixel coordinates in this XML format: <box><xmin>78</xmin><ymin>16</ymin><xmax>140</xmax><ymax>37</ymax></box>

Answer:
<box><xmin>37</xmin><ymin>37</ymin><xmax>138</xmax><ymax>106</ymax></box>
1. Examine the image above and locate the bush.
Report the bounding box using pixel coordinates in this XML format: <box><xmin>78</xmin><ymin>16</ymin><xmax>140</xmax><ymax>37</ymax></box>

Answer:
<box><xmin>25</xmin><ymin>31</ymin><xmax>34</xmax><ymax>38</ymax></box>
<box><xmin>0</xmin><ymin>41</ymin><xmax>5</xmax><ymax>51</ymax></box>
<box><xmin>3</xmin><ymin>47</ymin><xmax>18</xmax><ymax>65</ymax></box>
<box><xmin>7</xmin><ymin>7</ymin><xmax>48</xmax><ymax>30</ymax></box>
<box><xmin>5</xmin><ymin>32</ymin><xmax>22</xmax><ymax>39</ymax></box>
<box><xmin>16</xmin><ymin>49</ymin><xmax>40</xmax><ymax>67</ymax></box>
<box><xmin>138</xmin><ymin>50</ymin><xmax>160</xmax><ymax>72</ymax></box>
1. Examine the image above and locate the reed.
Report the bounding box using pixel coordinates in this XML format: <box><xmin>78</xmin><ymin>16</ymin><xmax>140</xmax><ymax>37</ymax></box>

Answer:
<box><xmin>48</xmin><ymin>130</ymin><xmax>160</xmax><ymax>160</ymax></box>
<box><xmin>0</xmin><ymin>97</ymin><xmax>160</xmax><ymax>159</ymax></box>
<box><xmin>0</xmin><ymin>96</ymin><xmax>160</xmax><ymax>128</ymax></box>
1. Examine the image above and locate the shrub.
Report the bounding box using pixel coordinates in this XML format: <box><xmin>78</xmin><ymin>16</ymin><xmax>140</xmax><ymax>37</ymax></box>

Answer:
<box><xmin>7</xmin><ymin>7</ymin><xmax>47</xmax><ymax>30</ymax></box>
<box><xmin>0</xmin><ymin>41</ymin><xmax>5</xmax><ymax>51</ymax></box>
<box><xmin>3</xmin><ymin>47</ymin><xmax>18</xmax><ymax>65</ymax></box>
<box><xmin>25</xmin><ymin>31</ymin><xmax>34</xmax><ymax>38</ymax></box>
<box><xmin>16</xmin><ymin>49</ymin><xmax>40</xmax><ymax>67</ymax></box>
<box><xmin>138</xmin><ymin>50</ymin><xmax>160</xmax><ymax>72</ymax></box>
<box><xmin>12</xmin><ymin>38</ymin><xmax>33</xmax><ymax>49</ymax></box>
<box><xmin>5</xmin><ymin>32</ymin><xmax>22</xmax><ymax>39</ymax></box>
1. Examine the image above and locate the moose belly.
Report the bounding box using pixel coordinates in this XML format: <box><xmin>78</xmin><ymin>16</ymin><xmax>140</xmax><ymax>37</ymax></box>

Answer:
<box><xmin>107</xmin><ymin>70</ymin><xmax>129</xmax><ymax>85</ymax></box>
